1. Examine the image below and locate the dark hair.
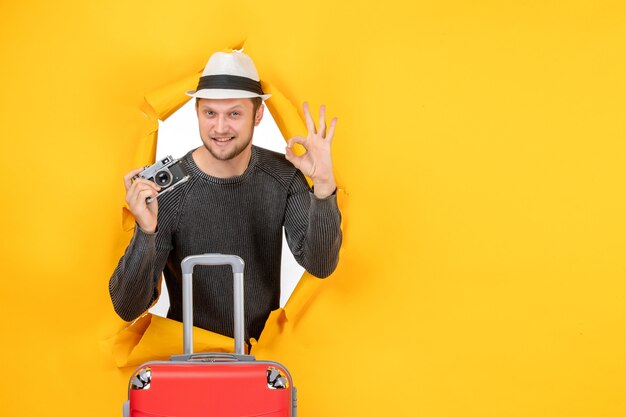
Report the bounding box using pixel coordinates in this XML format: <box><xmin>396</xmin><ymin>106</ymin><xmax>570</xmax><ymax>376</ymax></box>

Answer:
<box><xmin>250</xmin><ymin>97</ymin><xmax>262</xmax><ymax>114</ymax></box>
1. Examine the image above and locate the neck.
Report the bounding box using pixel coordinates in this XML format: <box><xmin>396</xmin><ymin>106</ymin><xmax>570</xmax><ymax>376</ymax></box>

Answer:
<box><xmin>192</xmin><ymin>145</ymin><xmax>253</xmax><ymax>178</ymax></box>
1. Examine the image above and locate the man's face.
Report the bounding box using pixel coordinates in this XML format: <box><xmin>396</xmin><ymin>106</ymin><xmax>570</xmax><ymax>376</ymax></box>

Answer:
<box><xmin>195</xmin><ymin>98</ymin><xmax>264</xmax><ymax>161</ymax></box>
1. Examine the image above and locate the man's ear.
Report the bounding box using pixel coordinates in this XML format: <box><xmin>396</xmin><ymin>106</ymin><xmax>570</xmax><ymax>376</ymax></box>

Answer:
<box><xmin>254</xmin><ymin>104</ymin><xmax>265</xmax><ymax>126</ymax></box>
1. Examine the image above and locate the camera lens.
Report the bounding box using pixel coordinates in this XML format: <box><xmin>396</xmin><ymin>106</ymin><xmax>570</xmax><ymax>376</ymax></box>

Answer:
<box><xmin>155</xmin><ymin>170</ymin><xmax>172</xmax><ymax>187</ymax></box>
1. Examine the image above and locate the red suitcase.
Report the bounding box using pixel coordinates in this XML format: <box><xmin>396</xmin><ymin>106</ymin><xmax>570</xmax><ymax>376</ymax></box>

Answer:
<box><xmin>123</xmin><ymin>254</ymin><xmax>297</xmax><ymax>417</ymax></box>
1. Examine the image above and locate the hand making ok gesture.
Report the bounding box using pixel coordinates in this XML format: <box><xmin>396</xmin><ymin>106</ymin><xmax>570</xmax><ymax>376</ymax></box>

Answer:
<box><xmin>285</xmin><ymin>102</ymin><xmax>338</xmax><ymax>199</ymax></box>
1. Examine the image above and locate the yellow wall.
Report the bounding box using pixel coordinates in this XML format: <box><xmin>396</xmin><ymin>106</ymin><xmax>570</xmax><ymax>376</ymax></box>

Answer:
<box><xmin>1</xmin><ymin>1</ymin><xmax>625</xmax><ymax>416</ymax></box>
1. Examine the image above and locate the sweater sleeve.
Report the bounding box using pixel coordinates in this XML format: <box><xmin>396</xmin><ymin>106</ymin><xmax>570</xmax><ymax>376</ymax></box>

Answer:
<box><xmin>283</xmin><ymin>172</ymin><xmax>342</xmax><ymax>278</ymax></box>
<box><xmin>108</xmin><ymin>224</ymin><xmax>173</xmax><ymax>321</ymax></box>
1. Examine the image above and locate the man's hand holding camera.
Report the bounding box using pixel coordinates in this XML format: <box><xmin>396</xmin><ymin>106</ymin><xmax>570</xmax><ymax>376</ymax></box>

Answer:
<box><xmin>124</xmin><ymin>168</ymin><xmax>160</xmax><ymax>234</ymax></box>
<box><xmin>124</xmin><ymin>156</ymin><xmax>189</xmax><ymax>234</ymax></box>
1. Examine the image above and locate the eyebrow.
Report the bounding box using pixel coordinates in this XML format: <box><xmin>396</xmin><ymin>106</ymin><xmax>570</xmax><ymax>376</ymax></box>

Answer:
<box><xmin>199</xmin><ymin>104</ymin><xmax>245</xmax><ymax>111</ymax></box>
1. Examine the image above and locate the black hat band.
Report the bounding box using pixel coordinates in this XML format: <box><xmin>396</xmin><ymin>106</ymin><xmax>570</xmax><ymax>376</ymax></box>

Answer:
<box><xmin>196</xmin><ymin>74</ymin><xmax>264</xmax><ymax>95</ymax></box>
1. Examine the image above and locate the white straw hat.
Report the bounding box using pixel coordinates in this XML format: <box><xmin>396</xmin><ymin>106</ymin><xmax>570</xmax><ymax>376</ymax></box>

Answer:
<box><xmin>186</xmin><ymin>50</ymin><xmax>271</xmax><ymax>101</ymax></box>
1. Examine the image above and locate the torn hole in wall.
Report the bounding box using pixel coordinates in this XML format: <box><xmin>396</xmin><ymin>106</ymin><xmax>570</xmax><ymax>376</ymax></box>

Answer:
<box><xmin>148</xmin><ymin>98</ymin><xmax>305</xmax><ymax>317</ymax></box>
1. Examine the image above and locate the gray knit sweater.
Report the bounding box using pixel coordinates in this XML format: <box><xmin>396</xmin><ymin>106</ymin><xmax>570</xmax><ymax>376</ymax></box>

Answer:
<box><xmin>109</xmin><ymin>146</ymin><xmax>342</xmax><ymax>341</ymax></box>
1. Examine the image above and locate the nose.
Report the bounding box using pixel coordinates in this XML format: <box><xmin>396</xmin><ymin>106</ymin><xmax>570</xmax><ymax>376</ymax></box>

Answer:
<box><xmin>215</xmin><ymin>115</ymin><xmax>228</xmax><ymax>133</ymax></box>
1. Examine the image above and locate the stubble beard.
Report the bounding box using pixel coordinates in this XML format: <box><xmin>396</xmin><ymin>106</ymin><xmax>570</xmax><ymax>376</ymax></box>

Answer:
<box><xmin>204</xmin><ymin>133</ymin><xmax>253</xmax><ymax>161</ymax></box>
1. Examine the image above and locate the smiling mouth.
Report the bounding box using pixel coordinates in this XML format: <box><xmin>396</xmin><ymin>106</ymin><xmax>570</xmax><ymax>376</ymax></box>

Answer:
<box><xmin>212</xmin><ymin>137</ymin><xmax>234</xmax><ymax>143</ymax></box>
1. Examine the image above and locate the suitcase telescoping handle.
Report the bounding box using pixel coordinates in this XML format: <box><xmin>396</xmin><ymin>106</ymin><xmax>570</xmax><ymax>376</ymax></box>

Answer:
<box><xmin>180</xmin><ymin>254</ymin><xmax>246</xmax><ymax>355</ymax></box>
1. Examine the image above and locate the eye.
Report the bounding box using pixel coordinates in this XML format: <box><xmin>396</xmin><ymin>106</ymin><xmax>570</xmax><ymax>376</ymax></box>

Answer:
<box><xmin>230</xmin><ymin>111</ymin><xmax>241</xmax><ymax>117</ymax></box>
<box><xmin>204</xmin><ymin>110</ymin><xmax>215</xmax><ymax>116</ymax></box>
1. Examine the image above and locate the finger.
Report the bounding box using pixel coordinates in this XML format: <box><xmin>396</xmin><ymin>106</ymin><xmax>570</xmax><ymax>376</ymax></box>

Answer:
<box><xmin>303</xmin><ymin>102</ymin><xmax>316</xmax><ymax>135</ymax></box>
<box><xmin>287</xmin><ymin>135</ymin><xmax>306</xmax><ymax>149</ymax></box>
<box><xmin>124</xmin><ymin>167</ymin><xmax>147</xmax><ymax>190</ymax></box>
<box><xmin>326</xmin><ymin>117</ymin><xmax>338</xmax><ymax>143</ymax></box>
<box><xmin>133</xmin><ymin>178</ymin><xmax>161</xmax><ymax>193</ymax></box>
<box><xmin>284</xmin><ymin>146</ymin><xmax>296</xmax><ymax>163</ymax></box>
<box><xmin>127</xmin><ymin>180</ymin><xmax>160</xmax><ymax>204</ymax></box>
<box><xmin>127</xmin><ymin>186</ymin><xmax>147</xmax><ymax>207</ymax></box>
<box><xmin>134</xmin><ymin>188</ymin><xmax>159</xmax><ymax>206</ymax></box>
<box><xmin>318</xmin><ymin>105</ymin><xmax>327</xmax><ymax>138</ymax></box>
<box><xmin>285</xmin><ymin>147</ymin><xmax>302</xmax><ymax>169</ymax></box>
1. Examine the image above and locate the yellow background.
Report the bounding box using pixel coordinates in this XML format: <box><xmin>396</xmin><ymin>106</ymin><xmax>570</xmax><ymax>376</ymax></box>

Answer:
<box><xmin>1</xmin><ymin>1</ymin><xmax>625</xmax><ymax>416</ymax></box>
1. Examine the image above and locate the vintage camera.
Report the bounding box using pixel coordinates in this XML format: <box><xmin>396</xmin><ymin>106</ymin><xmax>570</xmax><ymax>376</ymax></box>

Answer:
<box><xmin>133</xmin><ymin>156</ymin><xmax>189</xmax><ymax>203</ymax></box>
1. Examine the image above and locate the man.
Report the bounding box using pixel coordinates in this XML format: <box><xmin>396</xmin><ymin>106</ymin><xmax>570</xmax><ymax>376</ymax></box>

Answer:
<box><xmin>109</xmin><ymin>50</ymin><xmax>342</xmax><ymax>342</ymax></box>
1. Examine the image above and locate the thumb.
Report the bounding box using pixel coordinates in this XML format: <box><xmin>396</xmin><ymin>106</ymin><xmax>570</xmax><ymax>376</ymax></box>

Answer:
<box><xmin>285</xmin><ymin>145</ymin><xmax>300</xmax><ymax>164</ymax></box>
<box><xmin>286</xmin><ymin>145</ymin><xmax>308</xmax><ymax>173</ymax></box>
